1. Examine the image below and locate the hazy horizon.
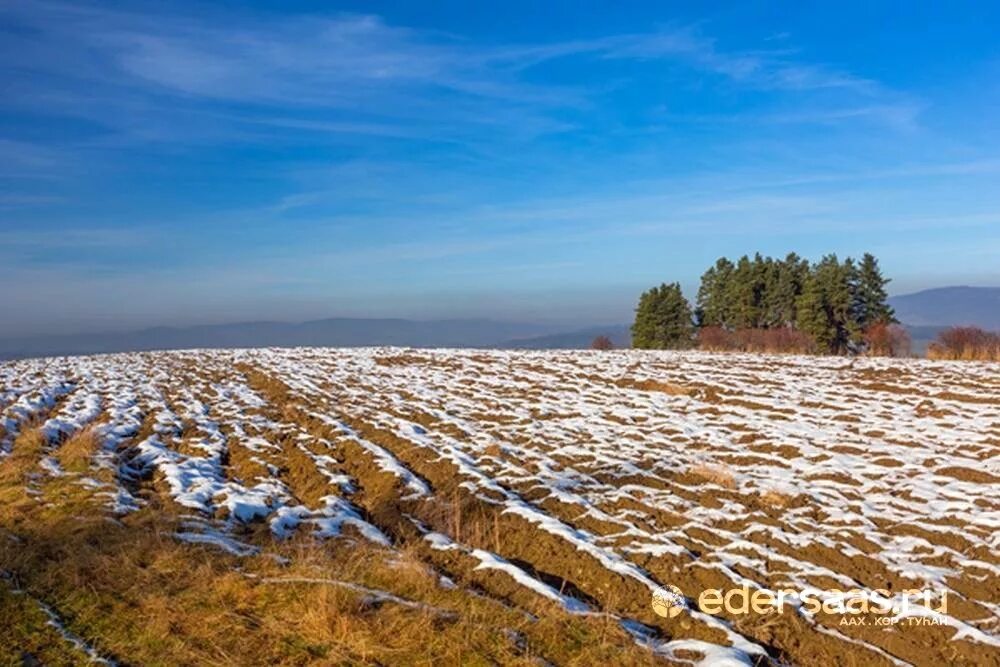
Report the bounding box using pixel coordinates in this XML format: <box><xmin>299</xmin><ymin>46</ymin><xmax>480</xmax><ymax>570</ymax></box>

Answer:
<box><xmin>3</xmin><ymin>2</ymin><xmax>1000</xmax><ymax>337</ymax></box>
<box><xmin>1</xmin><ymin>282</ymin><xmax>997</xmax><ymax>340</ymax></box>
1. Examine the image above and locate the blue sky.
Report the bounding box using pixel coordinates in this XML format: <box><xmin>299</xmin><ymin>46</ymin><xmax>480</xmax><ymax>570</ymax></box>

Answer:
<box><xmin>2</xmin><ymin>1</ymin><xmax>999</xmax><ymax>335</ymax></box>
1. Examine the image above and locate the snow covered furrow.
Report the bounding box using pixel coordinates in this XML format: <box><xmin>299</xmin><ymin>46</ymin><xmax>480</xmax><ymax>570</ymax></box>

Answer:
<box><xmin>1</xmin><ymin>380</ymin><xmax>75</xmax><ymax>454</ymax></box>
<box><xmin>246</xmin><ymin>347</ymin><xmax>998</xmax><ymax>659</ymax></box>
<box><xmin>117</xmin><ymin>370</ymin><xmax>391</xmax><ymax>551</ymax></box>
<box><xmin>2</xmin><ymin>347</ymin><xmax>997</xmax><ymax>665</ymax></box>
<box><xmin>251</xmin><ymin>353</ymin><xmax>771</xmax><ymax>661</ymax></box>
<box><xmin>40</xmin><ymin>384</ymin><xmax>102</xmax><ymax>443</ymax></box>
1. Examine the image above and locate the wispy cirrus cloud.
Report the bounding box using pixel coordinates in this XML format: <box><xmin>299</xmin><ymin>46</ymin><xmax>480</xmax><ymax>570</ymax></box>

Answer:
<box><xmin>1</xmin><ymin>0</ymin><xmax>913</xmax><ymax>149</ymax></box>
<box><xmin>0</xmin><ymin>139</ymin><xmax>64</xmax><ymax>172</ymax></box>
<box><xmin>596</xmin><ymin>29</ymin><xmax>879</xmax><ymax>94</ymax></box>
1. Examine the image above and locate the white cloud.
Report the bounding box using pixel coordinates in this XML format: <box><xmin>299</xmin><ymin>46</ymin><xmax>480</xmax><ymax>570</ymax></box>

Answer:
<box><xmin>1</xmin><ymin>2</ymin><xmax>910</xmax><ymax>138</ymax></box>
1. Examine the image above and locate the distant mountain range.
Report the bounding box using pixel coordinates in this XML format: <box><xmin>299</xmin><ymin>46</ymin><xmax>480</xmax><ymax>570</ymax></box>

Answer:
<box><xmin>0</xmin><ymin>317</ymin><xmax>631</xmax><ymax>360</ymax></box>
<box><xmin>888</xmin><ymin>286</ymin><xmax>1000</xmax><ymax>329</ymax></box>
<box><xmin>502</xmin><ymin>325</ymin><xmax>631</xmax><ymax>350</ymax></box>
<box><xmin>0</xmin><ymin>318</ymin><xmax>563</xmax><ymax>360</ymax></box>
<box><xmin>885</xmin><ymin>287</ymin><xmax>1000</xmax><ymax>354</ymax></box>
<box><xmin>1</xmin><ymin>286</ymin><xmax>995</xmax><ymax>360</ymax></box>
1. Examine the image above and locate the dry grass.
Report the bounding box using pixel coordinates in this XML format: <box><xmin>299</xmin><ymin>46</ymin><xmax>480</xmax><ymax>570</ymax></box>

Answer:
<box><xmin>425</xmin><ymin>490</ymin><xmax>504</xmax><ymax>554</ymax></box>
<box><xmin>0</xmin><ymin>434</ymin><xmax>662</xmax><ymax>666</ymax></box>
<box><xmin>0</xmin><ymin>504</ymin><xmax>661</xmax><ymax>666</ymax></box>
<box><xmin>55</xmin><ymin>426</ymin><xmax>102</xmax><ymax>474</ymax></box>
<box><xmin>0</xmin><ymin>425</ymin><xmax>47</xmax><ymax>485</ymax></box>
<box><xmin>688</xmin><ymin>464</ymin><xmax>737</xmax><ymax>489</ymax></box>
<box><xmin>758</xmin><ymin>489</ymin><xmax>795</xmax><ymax>509</ymax></box>
<box><xmin>0</xmin><ymin>579</ymin><xmax>89</xmax><ymax>667</ymax></box>
<box><xmin>697</xmin><ymin>327</ymin><xmax>814</xmax><ymax>354</ymax></box>
<box><xmin>617</xmin><ymin>378</ymin><xmax>696</xmax><ymax>396</ymax></box>
<box><xmin>926</xmin><ymin>326</ymin><xmax>1000</xmax><ymax>361</ymax></box>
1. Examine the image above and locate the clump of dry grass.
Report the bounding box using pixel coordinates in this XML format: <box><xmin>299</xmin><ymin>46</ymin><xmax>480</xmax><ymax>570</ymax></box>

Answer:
<box><xmin>481</xmin><ymin>443</ymin><xmax>505</xmax><ymax>458</ymax></box>
<box><xmin>1</xmin><ymin>425</ymin><xmax>47</xmax><ymax>485</ymax></box>
<box><xmin>420</xmin><ymin>490</ymin><xmax>503</xmax><ymax>553</ymax></box>
<box><xmin>759</xmin><ymin>489</ymin><xmax>795</xmax><ymax>509</ymax></box>
<box><xmin>55</xmin><ymin>427</ymin><xmax>101</xmax><ymax>474</ymax></box>
<box><xmin>688</xmin><ymin>464</ymin><xmax>737</xmax><ymax>489</ymax></box>
<box><xmin>617</xmin><ymin>378</ymin><xmax>695</xmax><ymax>396</ymax></box>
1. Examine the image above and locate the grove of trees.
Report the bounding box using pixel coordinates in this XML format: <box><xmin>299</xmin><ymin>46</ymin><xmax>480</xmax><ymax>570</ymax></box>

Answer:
<box><xmin>632</xmin><ymin>252</ymin><xmax>903</xmax><ymax>355</ymax></box>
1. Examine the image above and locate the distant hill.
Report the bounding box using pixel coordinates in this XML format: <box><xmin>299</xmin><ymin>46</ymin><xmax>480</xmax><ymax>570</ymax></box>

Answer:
<box><xmin>0</xmin><ymin>318</ymin><xmax>570</xmax><ymax>360</ymax></box>
<box><xmin>501</xmin><ymin>325</ymin><xmax>631</xmax><ymax>350</ymax></box>
<box><xmin>889</xmin><ymin>286</ymin><xmax>1000</xmax><ymax>329</ymax></box>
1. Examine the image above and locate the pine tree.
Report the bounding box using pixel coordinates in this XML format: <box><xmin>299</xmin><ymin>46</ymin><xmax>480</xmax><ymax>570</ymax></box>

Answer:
<box><xmin>631</xmin><ymin>283</ymin><xmax>695</xmax><ymax>349</ymax></box>
<box><xmin>758</xmin><ymin>257</ymin><xmax>784</xmax><ymax>329</ymax></box>
<box><xmin>696</xmin><ymin>257</ymin><xmax>735</xmax><ymax>327</ymax></box>
<box><xmin>767</xmin><ymin>252</ymin><xmax>808</xmax><ymax>327</ymax></box>
<box><xmin>838</xmin><ymin>256</ymin><xmax>862</xmax><ymax>351</ymax></box>
<box><xmin>853</xmin><ymin>252</ymin><xmax>896</xmax><ymax>329</ymax></box>
<box><xmin>795</xmin><ymin>271</ymin><xmax>829</xmax><ymax>351</ymax></box>
<box><xmin>730</xmin><ymin>255</ymin><xmax>763</xmax><ymax>329</ymax></box>
<box><xmin>795</xmin><ymin>255</ymin><xmax>858</xmax><ymax>354</ymax></box>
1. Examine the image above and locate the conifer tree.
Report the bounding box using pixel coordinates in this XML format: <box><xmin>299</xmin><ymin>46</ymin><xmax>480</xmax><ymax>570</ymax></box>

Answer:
<box><xmin>730</xmin><ymin>255</ymin><xmax>764</xmax><ymax>329</ymax></box>
<box><xmin>853</xmin><ymin>252</ymin><xmax>896</xmax><ymax>329</ymax></box>
<box><xmin>795</xmin><ymin>271</ymin><xmax>828</xmax><ymax>351</ymax></box>
<box><xmin>631</xmin><ymin>283</ymin><xmax>695</xmax><ymax>349</ymax></box>
<box><xmin>795</xmin><ymin>255</ymin><xmax>858</xmax><ymax>354</ymax></box>
<box><xmin>696</xmin><ymin>257</ymin><xmax>735</xmax><ymax>327</ymax></box>
<box><xmin>766</xmin><ymin>252</ymin><xmax>808</xmax><ymax>327</ymax></box>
